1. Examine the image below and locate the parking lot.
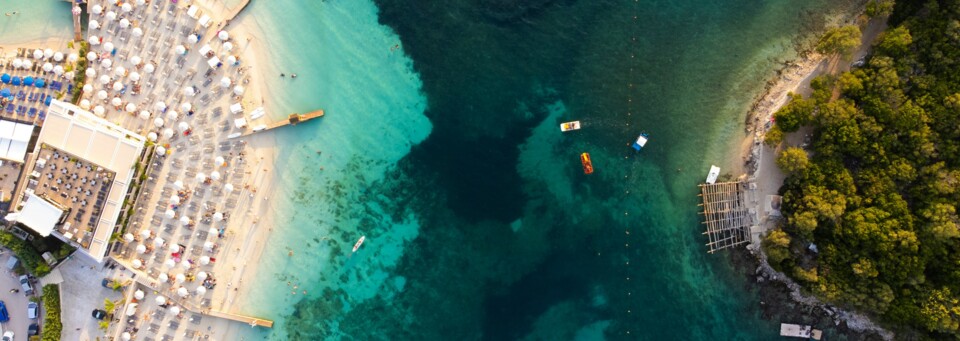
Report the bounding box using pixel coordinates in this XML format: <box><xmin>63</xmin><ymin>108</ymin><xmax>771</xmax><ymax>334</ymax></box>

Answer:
<box><xmin>52</xmin><ymin>252</ymin><xmax>129</xmax><ymax>341</ymax></box>
<box><xmin>0</xmin><ymin>250</ymin><xmax>37</xmax><ymax>338</ymax></box>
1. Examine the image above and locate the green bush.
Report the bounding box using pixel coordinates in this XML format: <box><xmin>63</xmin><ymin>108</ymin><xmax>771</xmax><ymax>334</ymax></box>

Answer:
<box><xmin>41</xmin><ymin>285</ymin><xmax>61</xmax><ymax>341</ymax></box>
<box><xmin>0</xmin><ymin>231</ymin><xmax>49</xmax><ymax>276</ymax></box>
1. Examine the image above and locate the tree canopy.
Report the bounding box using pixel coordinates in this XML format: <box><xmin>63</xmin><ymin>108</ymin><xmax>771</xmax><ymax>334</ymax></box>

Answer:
<box><xmin>768</xmin><ymin>1</ymin><xmax>960</xmax><ymax>338</ymax></box>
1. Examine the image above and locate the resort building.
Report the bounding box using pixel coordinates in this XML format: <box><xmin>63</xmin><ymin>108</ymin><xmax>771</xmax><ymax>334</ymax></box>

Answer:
<box><xmin>5</xmin><ymin>99</ymin><xmax>146</xmax><ymax>262</ymax></box>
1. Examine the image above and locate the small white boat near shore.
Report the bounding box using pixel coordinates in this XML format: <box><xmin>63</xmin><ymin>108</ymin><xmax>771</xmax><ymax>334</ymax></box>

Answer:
<box><xmin>560</xmin><ymin>121</ymin><xmax>581</xmax><ymax>132</ymax></box>
<box><xmin>251</xmin><ymin>124</ymin><xmax>267</xmax><ymax>132</ymax></box>
<box><xmin>706</xmin><ymin>165</ymin><xmax>720</xmax><ymax>184</ymax></box>
<box><xmin>227</xmin><ymin>132</ymin><xmax>241</xmax><ymax>139</ymax></box>
<box><xmin>249</xmin><ymin>107</ymin><xmax>266</xmax><ymax>120</ymax></box>
<box><xmin>352</xmin><ymin>236</ymin><xmax>365</xmax><ymax>253</ymax></box>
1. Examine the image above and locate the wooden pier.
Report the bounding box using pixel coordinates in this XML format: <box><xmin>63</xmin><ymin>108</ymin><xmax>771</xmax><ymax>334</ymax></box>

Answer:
<box><xmin>240</xmin><ymin>109</ymin><xmax>324</xmax><ymax>137</ymax></box>
<box><xmin>699</xmin><ymin>180</ymin><xmax>754</xmax><ymax>253</ymax></box>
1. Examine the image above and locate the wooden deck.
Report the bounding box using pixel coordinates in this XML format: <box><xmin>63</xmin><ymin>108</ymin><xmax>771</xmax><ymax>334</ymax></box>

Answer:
<box><xmin>206</xmin><ymin>310</ymin><xmax>274</xmax><ymax>328</ymax></box>
<box><xmin>240</xmin><ymin>109</ymin><xmax>324</xmax><ymax>137</ymax></box>
<box><xmin>699</xmin><ymin>181</ymin><xmax>754</xmax><ymax>253</ymax></box>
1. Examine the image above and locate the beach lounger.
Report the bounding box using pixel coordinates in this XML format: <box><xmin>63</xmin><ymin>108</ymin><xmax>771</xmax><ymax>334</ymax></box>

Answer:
<box><xmin>16</xmin><ymin>105</ymin><xmax>25</xmax><ymax>115</ymax></box>
<box><xmin>16</xmin><ymin>90</ymin><xmax>24</xmax><ymax>100</ymax></box>
<box><xmin>38</xmin><ymin>93</ymin><xmax>45</xmax><ymax>102</ymax></box>
<box><xmin>38</xmin><ymin>110</ymin><xmax>45</xmax><ymax>120</ymax></box>
<box><xmin>5</xmin><ymin>104</ymin><xmax>12</xmax><ymax>113</ymax></box>
<box><xmin>27</xmin><ymin>108</ymin><xmax>36</xmax><ymax>118</ymax></box>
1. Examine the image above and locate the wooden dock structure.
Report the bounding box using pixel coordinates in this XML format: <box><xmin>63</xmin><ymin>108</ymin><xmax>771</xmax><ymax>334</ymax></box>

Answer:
<box><xmin>699</xmin><ymin>180</ymin><xmax>754</xmax><ymax>253</ymax></box>
<box><xmin>206</xmin><ymin>310</ymin><xmax>274</xmax><ymax>328</ymax></box>
<box><xmin>240</xmin><ymin>109</ymin><xmax>324</xmax><ymax>137</ymax></box>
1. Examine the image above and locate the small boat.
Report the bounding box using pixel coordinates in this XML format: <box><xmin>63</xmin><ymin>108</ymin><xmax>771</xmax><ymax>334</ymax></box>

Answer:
<box><xmin>560</xmin><ymin>121</ymin><xmax>581</xmax><ymax>132</ymax></box>
<box><xmin>705</xmin><ymin>165</ymin><xmax>720</xmax><ymax>184</ymax></box>
<box><xmin>226</xmin><ymin>132</ymin><xmax>241</xmax><ymax>139</ymax></box>
<box><xmin>249</xmin><ymin>107</ymin><xmax>266</xmax><ymax>120</ymax></box>
<box><xmin>580</xmin><ymin>153</ymin><xmax>594</xmax><ymax>174</ymax></box>
<box><xmin>632</xmin><ymin>133</ymin><xmax>649</xmax><ymax>151</ymax></box>
<box><xmin>251</xmin><ymin>124</ymin><xmax>267</xmax><ymax>132</ymax></box>
<box><xmin>352</xmin><ymin>236</ymin><xmax>366</xmax><ymax>253</ymax></box>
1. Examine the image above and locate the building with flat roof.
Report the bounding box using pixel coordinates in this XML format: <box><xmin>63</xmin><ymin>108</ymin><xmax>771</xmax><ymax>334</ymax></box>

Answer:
<box><xmin>0</xmin><ymin>119</ymin><xmax>35</xmax><ymax>163</ymax></box>
<box><xmin>7</xmin><ymin>100</ymin><xmax>146</xmax><ymax>262</ymax></box>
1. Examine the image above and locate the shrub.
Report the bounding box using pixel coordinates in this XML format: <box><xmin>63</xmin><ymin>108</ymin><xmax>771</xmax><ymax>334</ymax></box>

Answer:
<box><xmin>41</xmin><ymin>285</ymin><xmax>62</xmax><ymax>341</ymax></box>
<box><xmin>0</xmin><ymin>231</ymin><xmax>50</xmax><ymax>276</ymax></box>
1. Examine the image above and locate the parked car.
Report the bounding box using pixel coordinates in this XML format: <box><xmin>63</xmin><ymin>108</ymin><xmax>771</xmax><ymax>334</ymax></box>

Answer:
<box><xmin>28</xmin><ymin>323</ymin><xmax>38</xmax><ymax>336</ymax></box>
<box><xmin>92</xmin><ymin>309</ymin><xmax>107</xmax><ymax>320</ymax></box>
<box><xmin>2</xmin><ymin>330</ymin><xmax>13</xmax><ymax>341</ymax></box>
<box><xmin>27</xmin><ymin>301</ymin><xmax>38</xmax><ymax>319</ymax></box>
<box><xmin>18</xmin><ymin>275</ymin><xmax>33</xmax><ymax>295</ymax></box>
<box><xmin>0</xmin><ymin>301</ymin><xmax>8</xmax><ymax>322</ymax></box>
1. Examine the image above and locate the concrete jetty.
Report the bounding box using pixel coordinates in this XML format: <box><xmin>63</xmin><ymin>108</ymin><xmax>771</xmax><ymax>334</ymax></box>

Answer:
<box><xmin>241</xmin><ymin>109</ymin><xmax>325</xmax><ymax>137</ymax></box>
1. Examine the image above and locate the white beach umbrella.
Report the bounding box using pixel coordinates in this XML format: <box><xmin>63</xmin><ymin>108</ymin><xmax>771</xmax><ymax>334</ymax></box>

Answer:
<box><xmin>137</xmin><ymin>0</ymin><xmax>145</xmax><ymax>5</ymax></box>
<box><xmin>67</xmin><ymin>53</ymin><xmax>78</xmax><ymax>62</ymax></box>
<box><xmin>215</xmin><ymin>156</ymin><xmax>225</xmax><ymax>165</ymax></box>
<box><xmin>218</xmin><ymin>31</ymin><xmax>230</xmax><ymax>41</ymax></box>
<box><xmin>89</xmin><ymin>19</ymin><xmax>100</xmax><ymax>30</ymax></box>
<box><xmin>125</xmin><ymin>103</ymin><xmax>137</xmax><ymax>113</ymax></box>
<box><xmin>112</xmin><ymin>82</ymin><xmax>123</xmax><ymax>92</ymax></box>
<box><xmin>183</xmin><ymin>86</ymin><xmax>195</xmax><ymax>96</ymax></box>
<box><xmin>224</xmin><ymin>183</ymin><xmax>234</xmax><ymax>193</ymax></box>
<box><xmin>43</xmin><ymin>49</ymin><xmax>53</xmax><ymax>59</ymax></box>
<box><xmin>156</xmin><ymin>145</ymin><xmax>166</xmax><ymax>155</ymax></box>
<box><xmin>138</xmin><ymin>110</ymin><xmax>151</xmax><ymax>120</ymax></box>
<box><xmin>132</xmin><ymin>27</ymin><xmax>143</xmax><ymax>37</ymax></box>
<box><xmin>79</xmin><ymin>99</ymin><xmax>91</xmax><ymax>110</ymax></box>
<box><xmin>175</xmin><ymin>45</ymin><xmax>186</xmax><ymax>55</ymax></box>
<box><xmin>232</xmin><ymin>85</ymin><xmax>245</xmax><ymax>96</ymax></box>
<box><xmin>226</xmin><ymin>55</ymin><xmax>237</xmax><ymax>65</ymax></box>
<box><xmin>154</xmin><ymin>101</ymin><xmax>167</xmax><ymax>111</ymax></box>
<box><xmin>163</xmin><ymin>259</ymin><xmax>176</xmax><ymax>268</ymax></box>
<box><xmin>119</xmin><ymin>18</ymin><xmax>130</xmax><ymax>29</ymax></box>
<box><xmin>88</xmin><ymin>36</ymin><xmax>100</xmax><ymax>45</ymax></box>
<box><xmin>158</xmin><ymin>273</ymin><xmax>169</xmax><ymax>284</ymax></box>
<box><xmin>168</xmin><ymin>243</ymin><xmax>180</xmax><ymax>253</ymax></box>
<box><xmin>222</xmin><ymin>42</ymin><xmax>233</xmax><ymax>51</ymax></box>
<box><xmin>105</xmin><ymin>11</ymin><xmax>117</xmax><ymax>21</ymax></box>
<box><xmin>187</xmin><ymin>34</ymin><xmax>199</xmax><ymax>44</ymax></box>
<box><xmin>85</xmin><ymin>68</ymin><xmax>96</xmax><ymax>78</ymax></box>
<box><xmin>122</xmin><ymin>332</ymin><xmax>132</xmax><ymax>341</ymax></box>
<box><xmin>93</xmin><ymin>106</ymin><xmax>105</xmax><ymax>116</ymax></box>
<box><xmin>32</xmin><ymin>49</ymin><xmax>43</xmax><ymax>59</ymax></box>
<box><xmin>130</xmin><ymin>55</ymin><xmax>142</xmax><ymax>66</ymax></box>
<box><xmin>203</xmin><ymin>241</ymin><xmax>214</xmax><ymax>251</ymax></box>
<box><xmin>212</xmin><ymin>212</ymin><xmax>223</xmax><ymax>222</ymax></box>
<box><xmin>86</xmin><ymin>51</ymin><xmax>98</xmax><ymax>61</ymax></box>
<box><xmin>97</xmin><ymin>90</ymin><xmax>108</xmax><ymax>100</ymax></box>
<box><xmin>140</xmin><ymin>229</ymin><xmax>152</xmax><ymax>238</ymax></box>
<box><xmin>129</xmin><ymin>72</ymin><xmax>141</xmax><ymax>82</ymax></box>
<box><xmin>197</xmin><ymin>271</ymin><xmax>208</xmax><ymax>281</ymax></box>
<box><xmin>180</xmin><ymin>260</ymin><xmax>191</xmax><ymax>270</ymax></box>
<box><xmin>10</xmin><ymin>59</ymin><xmax>20</xmax><ymax>69</ymax></box>
<box><xmin>199</xmin><ymin>256</ymin><xmax>210</xmax><ymax>265</ymax></box>
<box><xmin>147</xmin><ymin>132</ymin><xmax>157</xmax><ymax>142</ymax></box>
<box><xmin>111</xmin><ymin>97</ymin><xmax>122</xmax><ymax>107</ymax></box>
<box><xmin>122</xmin><ymin>3</ymin><xmax>133</xmax><ymax>12</ymax></box>
<box><xmin>103</xmin><ymin>41</ymin><xmax>114</xmax><ymax>52</ymax></box>
<box><xmin>134</xmin><ymin>290</ymin><xmax>144</xmax><ymax>300</ymax></box>
<box><xmin>53</xmin><ymin>65</ymin><xmax>64</xmax><ymax>75</ymax></box>
<box><xmin>53</xmin><ymin>52</ymin><xmax>64</xmax><ymax>62</ymax></box>
<box><xmin>166</xmin><ymin>110</ymin><xmax>179</xmax><ymax>121</ymax></box>
<box><xmin>181</xmin><ymin>102</ymin><xmax>192</xmax><ymax>112</ymax></box>
<box><xmin>196</xmin><ymin>286</ymin><xmax>207</xmax><ymax>295</ymax></box>
<box><xmin>208</xmin><ymin>227</ymin><xmax>219</xmax><ymax>236</ymax></box>
<box><xmin>21</xmin><ymin>60</ymin><xmax>32</xmax><ymax>70</ymax></box>
<box><xmin>210</xmin><ymin>171</ymin><xmax>221</xmax><ymax>181</ymax></box>
<box><xmin>196</xmin><ymin>173</ymin><xmax>207</xmax><ymax>183</ymax></box>
<box><xmin>164</xmin><ymin>209</ymin><xmax>175</xmax><ymax>219</ymax></box>
<box><xmin>115</xmin><ymin>66</ymin><xmax>126</xmax><ymax>76</ymax></box>
<box><xmin>132</xmin><ymin>259</ymin><xmax>142</xmax><ymax>268</ymax></box>
<box><xmin>135</xmin><ymin>244</ymin><xmax>146</xmax><ymax>254</ymax></box>
<box><xmin>162</xmin><ymin>128</ymin><xmax>174</xmax><ymax>139</ymax></box>
<box><xmin>173</xmin><ymin>180</ymin><xmax>184</xmax><ymax>190</ymax></box>
<box><xmin>171</xmin><ymin>304</ymin><xmax>182</xmax><ymax>314</ymax></box>
<box><xmin>64</xmin><ymin>71</ymin><xmax>75</xmax><ymax>80</ymax></box>
<box><xmin>155</xmin><ymin>296</ymin><xmax>166</xmax><ymax>305</ymax></box>
<box><xmin>123</xmin><ymin>233</ymin><xmax>135</xmax><ymax>242</ymax></box>
<box><xmin>178</xmin><ymin>122</ymin><xmax>190</xmax><ymax>133</ymax></box>
<box><xmin>92</xmin><ymin>5</ymin><xmax>103</xmax><ymax>15</ymax></box>
<box><xmin>101</xmin><ymin>58</ymin><xmax>112</xmax><ymax>67</ymax></box>
<box><xmin>219</xmin><ymin>77</ymin><xmax>231</xmax><ymax>88</ymax></box>
<box><xmin>179</xmin><ymin>216</ymin><xmax>190</xmax><ymax>225</ymax></box>
<box><xmin>155</xmin><ymin>237</ymin><xmax>166</xmax><ymax>248</ymax></box>
<box><xmin>144</xmin><ymin>63</ymin><xmax>155</xmax><ymax>73</ymax></box>
<box><xmin>42</xmin><ymin>63</ymin><xmax>53</xmax><ymax>72</ymax></box>
<box><xmin>125</xmin><ymin>303</ymin><xmax>138</xmax><ymax>316</ymax></box>
<box><xmin>98</xmin><ymin>75</ymin><xmax>110</xmax><ymax>85</ymax></box>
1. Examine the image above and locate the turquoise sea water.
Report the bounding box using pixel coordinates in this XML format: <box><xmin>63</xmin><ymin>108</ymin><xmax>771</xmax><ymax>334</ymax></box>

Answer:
<box><xmin>231</xmin><ymin>0</ymin><xmax>863</xmax><ymax>339</ymax></box>
<box><xmin>0</xmin><ymin>0</ymin><xmax>72</xmax><ymax>45</ymax></box>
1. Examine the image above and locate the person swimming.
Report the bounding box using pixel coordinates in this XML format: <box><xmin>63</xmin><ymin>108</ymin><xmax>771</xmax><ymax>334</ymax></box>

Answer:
<box><xmin>280</xmin><ymin>73</ymin><xmax>285</xmax><ymax>77</ymax></box>
<box><xmin>291</xmin><ymin>73</ymin><xmax>297</xmax><ymax>78</ymax></box>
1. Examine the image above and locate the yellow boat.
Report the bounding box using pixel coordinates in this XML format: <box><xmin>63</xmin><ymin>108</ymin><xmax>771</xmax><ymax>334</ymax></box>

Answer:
<box><xmin>580</xmin><ymin>153</ymin><xmax>594</xmax><ymax>174</ymax></box>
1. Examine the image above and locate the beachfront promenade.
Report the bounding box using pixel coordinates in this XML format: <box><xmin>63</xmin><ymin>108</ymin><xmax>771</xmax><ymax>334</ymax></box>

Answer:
<box><xmin>65</xmin><ymin>0</ymin><xmax>285</xmax><ymax>339</ymax></box>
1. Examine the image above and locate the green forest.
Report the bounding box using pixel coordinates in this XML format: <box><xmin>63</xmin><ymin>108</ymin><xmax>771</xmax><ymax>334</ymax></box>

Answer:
<box><xmin>764</xmin><ymin>0</ymin><xmax>960</xmax><ymax>338</ymax></box>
